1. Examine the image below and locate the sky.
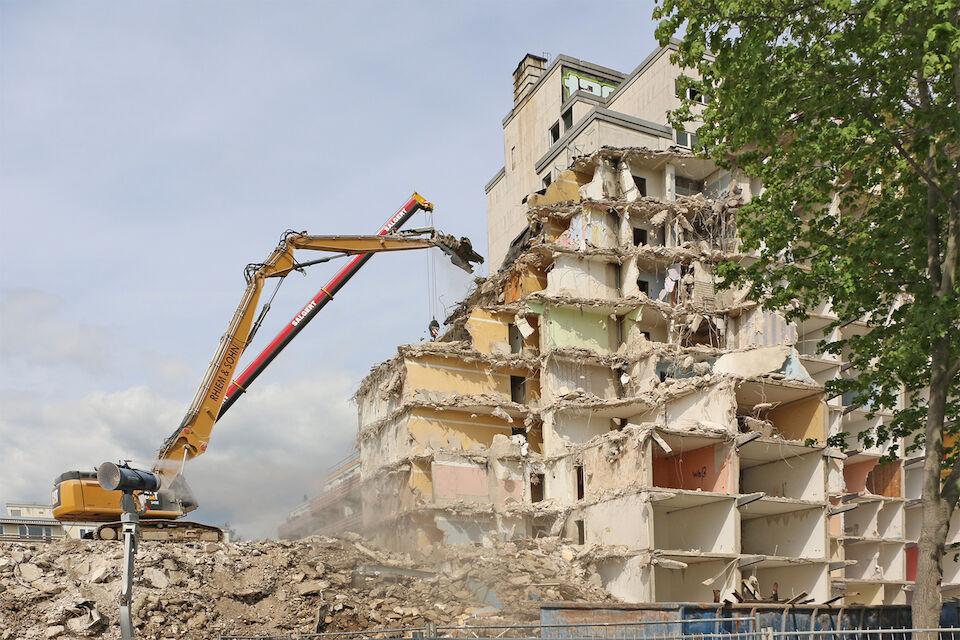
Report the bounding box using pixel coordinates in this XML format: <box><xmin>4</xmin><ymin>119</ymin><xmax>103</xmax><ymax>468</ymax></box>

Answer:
<box><xmin>0</xmin><ymin>1</ymin><xmax>660</xmax><ymax>539</ymax></box>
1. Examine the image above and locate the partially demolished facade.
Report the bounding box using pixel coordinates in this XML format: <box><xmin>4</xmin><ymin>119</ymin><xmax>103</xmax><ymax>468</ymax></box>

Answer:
<box><xmin>282</xmin><ymin>43</ymin><xmax>959</xmax><ymax>608</ymax></box>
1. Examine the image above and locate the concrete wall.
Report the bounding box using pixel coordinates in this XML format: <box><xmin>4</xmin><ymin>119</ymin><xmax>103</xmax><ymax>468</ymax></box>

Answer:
<box><xmin>583</xmin><ymin>434</ymin><xmax>649</xmax><ymax>497</ymax></box>
<box><xmin>503</xmin><ymin>267</ymin><xmax>547</xmax><ymax>304</ymax></box>
<box><xmin>547</xmin><ymin>254</ymin><xmax>619</xmax><ymax>300</ymax></box>
<box><xmin>741</xmin><ymin>507</ymin><xmax>827</xmax><ymax>558</ymax></box>
<box><xmin>653</xmin><ymin>561</ymin><xmax>735</xmax><ymax>602</ymax></box>
<box><xmin>548</xmin><ymin>412</ymin><xmax>614</xmax><ymax>453</ymax></box>
<box><xmin>408</xmin><ymin>408</ymin><xmax>515</xmax><ymax>452</ymax></box>
<box><xmin>641</xmin><ymin>382</ymin><xmax>736</xmax><ymax>431</ymax></box>
<box><xmin>542</xmin><ymin>358</ymin><xmax>616</xmax><ymax>402</ymax></box>
<box><xmin>752</xmin><ymin>563</ymin><xmax>829</xmax><ymax>603</ymax></box>
<box><xmin>597</xmin><ymin>555</ymin><xmax>653</xmax><ymax>603</ymax></box>
<box><xmin>652</xmin><ymin>443</ymin><xmax>736</xmax><ymax>493</ymax></box>
<box><xmin>607</xmin><ymin>47</ymin><xmax>696</xmax><ymax>126</ymax></box>
<box><xmin>741</xmin><ymin>452</ymin><xmax>826</xmax><ymax>501</ymax></box>
<box><xmin>541</xmin><ymin>306</ymin><xmax>617</xmax><ymax>353</ymax></box>
<box><xmin>767</xmin><ymin>395</ymin><xmax>825</xmax><ymax>442</ymax></box>
<box><xmin>584</xmin><ymin>494</ymin><xmax>652</xmax><ymax>548</ymax></box>
<box><xmin>652</xmin><ymin>499</ymin><xmax>737</xmax><ymax>554</ymax></box>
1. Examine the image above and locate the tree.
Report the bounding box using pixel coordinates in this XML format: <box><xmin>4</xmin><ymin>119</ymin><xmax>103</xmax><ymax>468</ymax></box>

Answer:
<box><xmin>654</xmin><ymin>0</ymin><xmax>959</xmax><ymax>628</ymax></box>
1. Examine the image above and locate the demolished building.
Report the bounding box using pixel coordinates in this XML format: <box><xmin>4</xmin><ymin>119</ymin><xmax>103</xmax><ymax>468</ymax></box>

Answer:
<box><xmin>280</xmin><ymin>42</ymin><xmax>960</xmax><ymax>608</ymax></box>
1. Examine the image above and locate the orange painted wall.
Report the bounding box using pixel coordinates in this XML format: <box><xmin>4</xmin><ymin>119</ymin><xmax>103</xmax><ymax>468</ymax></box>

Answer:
<box><xmin>652</xmin><ymin>444</ymin><xmax>735</xmax><ymax>492</ymax></box>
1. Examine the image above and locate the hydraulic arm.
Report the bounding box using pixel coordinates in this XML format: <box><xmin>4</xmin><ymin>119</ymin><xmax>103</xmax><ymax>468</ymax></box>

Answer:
<box><xmin>52</xmin><ymin>194</ymin><xmax>482</xmax><ymax>538</ymax></box>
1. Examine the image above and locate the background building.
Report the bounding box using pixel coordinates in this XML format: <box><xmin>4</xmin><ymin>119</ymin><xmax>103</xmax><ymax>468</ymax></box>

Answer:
<box><xmin>1</xmin><ymin>502</ymin><xmax>96</xmax><ymax>541</ymax></box>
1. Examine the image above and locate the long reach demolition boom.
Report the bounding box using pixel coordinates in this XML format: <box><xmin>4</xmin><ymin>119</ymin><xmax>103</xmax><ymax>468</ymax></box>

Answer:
<box><xmin>52</xmin><ymin>193</ymin><xmax>483</xmax><ymax>541</ymax></box>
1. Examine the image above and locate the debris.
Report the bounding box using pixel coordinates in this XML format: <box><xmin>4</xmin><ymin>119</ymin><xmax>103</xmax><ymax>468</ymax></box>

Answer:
<box><xmin>0</xmin><ymin>535</ymin><xmax>613</xmax><ymax>638</ymax></box>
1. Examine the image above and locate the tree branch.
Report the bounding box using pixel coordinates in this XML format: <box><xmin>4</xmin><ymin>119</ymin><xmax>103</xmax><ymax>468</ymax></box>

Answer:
<box><xmin>947</xmin><ymin>358</ymin><xmax>960</xmax><ymax>384</ymax></box>
<box><xmin>942</xmin><ymin>460</ymin><xmax>960</xmax><ymax>515</ymax></box>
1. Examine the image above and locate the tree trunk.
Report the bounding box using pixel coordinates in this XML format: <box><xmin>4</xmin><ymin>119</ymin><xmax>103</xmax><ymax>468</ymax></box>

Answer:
<box><xmin>911</xmin><ymin>339</ymin><xmax>951</xmax><ymax>635</ymax></box>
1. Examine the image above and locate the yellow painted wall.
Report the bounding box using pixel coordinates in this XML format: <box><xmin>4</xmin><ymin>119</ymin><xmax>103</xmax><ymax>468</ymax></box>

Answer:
<box><xmin>503</xmin><ymin>267</ymin><xmax>547</xmax><ymax>304</ymax></box>
<box><xmin>405</xmin><ymin>354</ymin><xmax>510</xmax><ymax>396</ymax></box>
<box><xmin>408</xmin><ymin>407</ymin><xmax>516</xmax><ymax>452</ymax></box>
<box><xmin>409</xmin><ymin>459</ymin><xmax>433</xmax><ymax>498</ymax></box>
<box><xmin>465</xmin><ymin>309</ymin><xmax>510</xmax><ymax>354</ymax></box>
<box><xmin>404</xmin><ymin>354</ymin><xmax>539</xmax><ymax>400</ymax></box>
<box><xmin>768</xmin><ymin>395</ymin><xmax>825</xmax><ymax>442</ymax></box>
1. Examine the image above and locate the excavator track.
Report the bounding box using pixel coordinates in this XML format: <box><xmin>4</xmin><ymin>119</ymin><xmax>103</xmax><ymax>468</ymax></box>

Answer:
<box><xmin>96</xmin><ymin>519</ymin><xmax>223</xmax><ymax>542</ymax></box>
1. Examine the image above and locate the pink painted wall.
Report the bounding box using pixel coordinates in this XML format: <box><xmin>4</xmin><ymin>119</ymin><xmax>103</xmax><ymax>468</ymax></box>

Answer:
<box><xmin>432</xmin><ymin>463</ymin><xmax>489</xmax><ymax>501</ymax></box>
<box><xmin>844</xmin><ymin>460</ymin><xmax>878</xmax><ymax>494</ymax></box>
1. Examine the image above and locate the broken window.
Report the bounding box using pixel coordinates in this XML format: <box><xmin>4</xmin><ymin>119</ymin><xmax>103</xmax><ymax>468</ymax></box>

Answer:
<box><xmin>530</xmin><ymin>473</ymin><xmax>545</xmax><ymax>503</ymax></box>
<box><xmin>508</xmin><ymin>323</ymin><xmax>523</xmax><ymax>354</ymax></box>
<box><xmin>675</xmin><ymin>175</ymin><xmax>703</xmax><ymax>196</ymax></box>
<box><xmin>549</xmin><ymin>121</ymin><xmax>561</xmax><ymax>145</ymax></box>
<box><xmin>636</xmin><ymin>278</ymin><xmax>650</xmax><ymax>296</ymax></box>
<box><xmin>510</xmin><ymin>375</ymin><xmax>526</xmax><ymax>403</ymax></box>
<box><xmin>575</xmin><ymin>465</ymin><xmax>585</xmax><ymax>501</ymax></box>
<box><xmin>562</xmin><ymin>106</ymin><xmax>573</xmax><ymax>131</ymax></box>
<box><xmin>633</xmin><ymin>227</ymin><xmax>649</xmax><ymax>246</ymax></box>
<box><xmin>575</xmin><ymin>519</ymin><xmax>585</xmax><ymax>545</ymax></box>
<box><xmin>632</xmin><ymin>175</ymin><xmax>647</xmax><ymax>196</ymax></box>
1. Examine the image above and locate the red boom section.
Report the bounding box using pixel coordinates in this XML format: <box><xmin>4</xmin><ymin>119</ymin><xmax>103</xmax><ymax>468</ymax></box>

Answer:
<box><xmin>217</xmin><ymin>194</ymin><xmax>428</xmax><ymax>418</ymax></box>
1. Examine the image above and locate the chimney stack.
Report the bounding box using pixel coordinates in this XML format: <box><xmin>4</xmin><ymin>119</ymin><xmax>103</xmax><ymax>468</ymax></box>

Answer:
<box><xmin>513</xmin><ymin>53</ymin><xmax>547</xmax><ymax>107</ymax></box>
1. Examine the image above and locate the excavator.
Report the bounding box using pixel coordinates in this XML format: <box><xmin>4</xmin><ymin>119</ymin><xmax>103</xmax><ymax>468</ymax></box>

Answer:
<box><xmin>52</xmin><ymin>193</ymin><xmax>483</xmax><ymax>542</ymax></box>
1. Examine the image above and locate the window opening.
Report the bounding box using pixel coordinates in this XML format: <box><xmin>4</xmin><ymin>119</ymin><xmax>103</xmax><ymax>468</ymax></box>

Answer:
<box><xmin>562</xmin><ymin>107</ymin><xmax>573</xmax><ymax>131</ymax></box>
<box><xmin>510</xmin><ymin>375</ymin><xmax>527</xmax><ymax>403</ymax></box>
<box><xmin>575</xmin><ymin>519</ymin><xmax>585</xmax><ymax>545</ymax></box>
<box><xmin>576</xmin><ymin>465</ymin><xmax>585</xmax><ymax>500</ymax></box>
<box><xmin>549</xmin><ymin>121</ymin><xmax>561</xmax><ymax>145</ymax></box>
<box><xmin>508</xmin><ymin>323</ymin><xmax>523</xmax><ymax>353</ymax></box>
<box><xmin>632</xmin><ymin>175</ymin><xmax>647</xmax><ymax>196</ymax></box>
<box><xmin>633</xmin><ymin>227</ymin><xmax>649</xmax><ymax>246</ymax></box>
<box><xmin>637</xmin><ymin>279</ymin><xmax>650</xmax><ymax>296</ymax></box>
<box><xmin>542</xmin><ymin>173</ymin><xmax>552</xmax><ymax>190</ymax></box>
<box><xmin>530</xmin><ymin>473</ymin><xmax>545</xmax><ymax>503</ymax></box>
<box><xmin>675</xmin><ymin>175</ymin><xmax>703</xmax><ymax>196</ymax></box>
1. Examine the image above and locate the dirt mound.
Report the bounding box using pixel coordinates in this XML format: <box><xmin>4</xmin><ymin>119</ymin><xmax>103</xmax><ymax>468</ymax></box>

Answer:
<box><xmin>0</xmin><ymin>534</ymin><xmax>614</xmax><ymax>639</ymax></box>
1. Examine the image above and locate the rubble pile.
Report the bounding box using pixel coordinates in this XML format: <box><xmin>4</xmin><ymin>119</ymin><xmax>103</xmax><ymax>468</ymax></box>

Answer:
<box><xmin>0</xmin><ymin>533</ymin><xmax>614</xmax><ymax>639</ymax></box>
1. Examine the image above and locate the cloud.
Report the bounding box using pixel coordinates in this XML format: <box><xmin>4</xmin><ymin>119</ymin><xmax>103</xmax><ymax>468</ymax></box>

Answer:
<box><xmin>0</xmin><ymin>289</ymin><xmax>112</xmax><ymax>373</ymax></box>
<box><xmin>0</xmin><ymin>369</ymin><xmax>357</xmax><ymax>540</ymax></box>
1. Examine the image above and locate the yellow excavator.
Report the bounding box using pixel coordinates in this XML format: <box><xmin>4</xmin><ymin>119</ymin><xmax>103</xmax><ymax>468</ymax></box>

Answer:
<box><xmin>52</xmin><ymin>193</ymin><xmax>482</xmax><ymax>541</ymax></box>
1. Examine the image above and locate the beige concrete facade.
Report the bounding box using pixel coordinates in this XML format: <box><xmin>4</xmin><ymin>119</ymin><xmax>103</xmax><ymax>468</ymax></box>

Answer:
<box><xmin>1</xmin><ymin>502</ymin><xmax>95</xmax><ymax>541</ymax></box>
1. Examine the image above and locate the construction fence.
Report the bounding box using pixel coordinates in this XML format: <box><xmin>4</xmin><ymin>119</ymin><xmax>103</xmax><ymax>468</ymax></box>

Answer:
<box><xmin>218</xmin><ymin>619</ymin><xmax>960</xmax><ymax>640</ymax></box>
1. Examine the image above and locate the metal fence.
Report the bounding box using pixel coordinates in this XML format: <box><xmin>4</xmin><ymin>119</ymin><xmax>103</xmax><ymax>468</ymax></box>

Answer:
<box><xmin>218</xmin><ymin>619</ymin><xmax>960</xmax><ymax>640</ymax></box>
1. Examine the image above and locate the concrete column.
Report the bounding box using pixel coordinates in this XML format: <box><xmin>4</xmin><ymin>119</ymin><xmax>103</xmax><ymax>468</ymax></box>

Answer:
<box><xmin>665</xmin><ymin>162</ymin><xmax>676</xmax><ymax>202</ymax></box>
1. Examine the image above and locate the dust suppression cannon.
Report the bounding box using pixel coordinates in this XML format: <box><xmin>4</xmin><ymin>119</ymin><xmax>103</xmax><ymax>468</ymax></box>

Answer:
<box><xmin>97</xmin><ymin>462</ymin><xmax>160</xmax><ymax>640</ymax></box>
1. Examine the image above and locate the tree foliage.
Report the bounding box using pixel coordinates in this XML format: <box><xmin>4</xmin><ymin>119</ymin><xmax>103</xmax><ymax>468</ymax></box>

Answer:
<box><xmin>654</xmin><ymin>0</ymin><xmax>959</xmax><ymax>621</ymax></box>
